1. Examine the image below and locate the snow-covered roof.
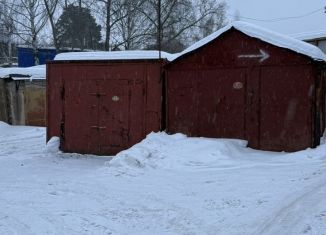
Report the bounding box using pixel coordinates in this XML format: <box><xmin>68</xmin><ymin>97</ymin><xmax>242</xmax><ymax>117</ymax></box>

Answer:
<box><xmin>172</xmin><ymin>21</ymin><xmax>326</xmax><ymax>62</ymax></box>
<box><xmin>290</xmin><ymin>31</ymin><xmax>326</xmax><ymax>41</ymax></box>
<box><xmin>0</xmin><ymin>65</ymin><xmax>46</xmax><ymax>80</ymax></box>
<box><xmin>17</xmin><ymin>45</ymin><xmax>57</xmax><ymax>50</ymax></box>
<box><xmin>54</xmin><ymin>50</ymin><xmax>175</xmax><ymax>61</ymax></box>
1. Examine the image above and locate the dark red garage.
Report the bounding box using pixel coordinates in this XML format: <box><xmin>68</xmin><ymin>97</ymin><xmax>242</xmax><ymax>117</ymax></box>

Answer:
<box><xmin>47</xmin><ymin>51</ymin><xmax>171</xmax><ymax>155</ymax></box>
<box><xmin>166</xmin><ymin>22</ymin><xmax>326</xmax><ymax>152</ymax></box>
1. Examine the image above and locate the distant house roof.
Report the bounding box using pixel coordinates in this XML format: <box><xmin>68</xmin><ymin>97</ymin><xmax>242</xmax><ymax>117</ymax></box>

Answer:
<box><xmin>54</xmin><ymin>50</ymin><xmax>175</xmax><ymax>61</ymax></box>
<box><xmin>171</xmin><ymin>21</ymin><xmax>326</xmax><ymax>62</ymax></box>
<box><xmin>0</xmin><ymin>65</ymin><xmax>46</xmax><ymax>80</ymax></box>
<box><xmin>290</xmin><ymin>30</ymin><xmax>326</xmax><ymax>41</ymax></box>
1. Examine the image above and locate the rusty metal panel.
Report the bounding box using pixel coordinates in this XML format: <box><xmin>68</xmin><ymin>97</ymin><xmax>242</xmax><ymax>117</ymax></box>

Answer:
<box><xmin>145</xmin><ymin>64</ymin><xmax>162</xmax><ymax>133</ymax></box>
<box><xmin>259</xmin><ymin>66</ymin><xmax>313</xmax><ymax>151</ymax></box>
<box><xmin>167</xmin><ymin>68</ymin><xmax>247</xmax><ymax>140</ymax></box>
<box><xmin>197</xmin><ymin>68</ymin><xmax>246</xmax><ymax>139</ymax></box>
<box><xmin>317</xmin><ymin>65</ymin><xmax>326</xmax><ymax>139</ymax></box>
<box><xmin>98</xmin><ymin>79</ymin><xmax>130</xmax><ymax>154</ymax></box>
<box><xmin>166</xmin><ymin>28</ymin><xmax>320</xmax><ymax>152</ymax></box>
<box><xmin>63</xmin><ymin>79</ymin><xmax>99</xmax><ymax>154</ymax></box>
<box><xmin>167</xmin><ymin>70</ymin><xmax>198</xmax><ymax>135</ymax></box>
<box><xmin>312</xmin><ymin>64</ymin><xmax>325</xmax><ymax>147</ymax></box>
<box><xmin>46</xmin><ymin>64</ymin><xmax>64</xmax><ymax>141</ymax></box>
<box><xmin>245</xmin><ymin>66</ymin><xmax>260</xmax><ymax>149</ymax></box>
<box><xmin>167</xmin><ymin>64</ymin><xmax>316</xmax><ymax>152</ymax></box>
<box><xmin>129</xmin><ymin>80</ymin><xmax>145</xmax><ymax>145</ymax></box>
<box><xmin>47</xmin><ymin>61</ymin><xmax>163</xmax><ymax>155</ymax></box>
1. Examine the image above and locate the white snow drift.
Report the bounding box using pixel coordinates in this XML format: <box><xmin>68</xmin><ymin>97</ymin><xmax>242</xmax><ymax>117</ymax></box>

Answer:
<box><xmin>0</xmin><ymin>122</ymin><xmax>326</xmax><ymax>234</ymax></box>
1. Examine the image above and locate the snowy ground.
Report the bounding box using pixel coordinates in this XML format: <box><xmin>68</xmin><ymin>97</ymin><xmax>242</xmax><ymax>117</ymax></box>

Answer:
<box><xmin>0</xmin><ymin>122</ymin><xmax>326</xmax><ymax>235</ymax></box>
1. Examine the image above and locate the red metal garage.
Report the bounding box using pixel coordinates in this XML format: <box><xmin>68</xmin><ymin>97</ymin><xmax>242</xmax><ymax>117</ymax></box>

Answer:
<box><xmin>166</xmin><ymin>22</ymin><xmax>326</xmax><ymax>152</ymax></box>
<box><xmin>47</xmin><ymin>51</ymin><xmax>171</xmax><ymax>155</ymax></box>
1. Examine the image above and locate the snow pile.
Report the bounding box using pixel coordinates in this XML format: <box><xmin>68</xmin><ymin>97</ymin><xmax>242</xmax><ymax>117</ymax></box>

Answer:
<box><xmin>288</xmin><ymin>133</ymin><xmax>326</xmax><ymax>161</ymax></box>
<box><xmin>108</xmin><ymin>131</ymin><xmax>326</xmax><ymax>173</ymax></box>
<box><xmin>46</xmin><ymin>137</ymin><xmax>60</xmax><ymax>154</ymax></box>
<box><xmin>108</xmin><ymin>132</ymin><xmax>252</xmax><ymax>171</ymax></box>
<box><xmin>108</xmin><ymin>132</ymin><xmax>187</xmax><ymax>170</ymax></box>
<box><xmin>0</xmin><ymin>121</ymin><xmax>10</xmax><ymax>134</ymax></box>
<box><xmin>54</xmin><ymin>50</ymin><xmax>175</xmax><ymax>61</ymax></box>
<box><xmin>0</xmin><ymin>121</ymin><xmax>9</xmax><ymax>127</ymax></box>
<box><xmin>173</xmin><ymin>21</ymin><xmax>326</xmax><ymax>62</ymax></box>
<box><xmin>0</xmin><ymin>65</ymin><xmax>46</xmax><ymax>80</ymax></box>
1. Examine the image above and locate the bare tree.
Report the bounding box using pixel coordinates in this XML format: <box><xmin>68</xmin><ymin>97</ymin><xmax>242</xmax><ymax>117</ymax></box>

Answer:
<box><xmin>0</xmin><ymin>0</ymin><xmax>17</xmax><ymax>65</ymax></box>
<box><xmin>135</xmin><ymin>0</ymin><xmax>227</xmax><ymax>52</ymax></box>
<box><xmin>94</xmin><ymin>0</ymin><xmax>138</xmax><ymax>51</ymax></box>
<box><xmin>137</xmin><ymin>0</ymin><xmax>197</xmax><ymax>52</ymax></box>
<box><xmin>95</xmin><ymin>0</ymin><xmax>115</xmax><ymax>51</ymax></box>
<box><xmin>103</xmin><ymin>0</ymin><xmax>112</xmax><ymax>50</ymax></box>
<box><xmin>43</xmin><ymin>0</ymin><xmax>60</xmax><ymax>50</ymax></box>
<box><xmin>0</xmin><ymin>0</ymin><xmax>227</xmax><ymax>59</ymax></box>
<box><xmin>195</xmin><ymin>0</ymin><xmax>227</xmax><ymax>38</ymax></box>
<box><xmin>9</xmin><ymin>0</ymin><xmax>48</xmax><ymax>64</ymax></box>
<box><xmin>114</xmin><ymin>0</ymin><xmax>153</xmax><ymax>50</ymax></box>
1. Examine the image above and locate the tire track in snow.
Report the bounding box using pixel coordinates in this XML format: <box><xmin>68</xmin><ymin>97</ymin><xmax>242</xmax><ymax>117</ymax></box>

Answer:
<box><xmin>255</xmin><ymin>175</ymin><xmax>326</xmax><ymax>235</ymax></box>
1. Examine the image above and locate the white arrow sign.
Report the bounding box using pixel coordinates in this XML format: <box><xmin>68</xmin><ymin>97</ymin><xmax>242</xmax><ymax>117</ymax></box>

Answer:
<box><xmin>238</xmin><ymin>49</ymin><xmax>270</xmax><ymax>62</ymax></box>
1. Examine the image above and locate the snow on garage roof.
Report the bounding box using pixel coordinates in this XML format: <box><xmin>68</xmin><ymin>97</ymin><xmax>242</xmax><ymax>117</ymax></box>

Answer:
<box><xmin>54</xmin><ymin>50</ymin><xmax>175</xmax><ymax>61</ymax></box>
<box><xmin>290</xmin><ymin>30</ymin><xmax>326</xmax><ymax>41</ymax></box>
<box><xmin>172</xmin><ymin>21</ymin><xmax>326</xmax><ymax>62</ymax></box>
<box><xmin>0</xmin><ymin>65</ymin><xmax>46</xmax><ymax>80</ymax></box>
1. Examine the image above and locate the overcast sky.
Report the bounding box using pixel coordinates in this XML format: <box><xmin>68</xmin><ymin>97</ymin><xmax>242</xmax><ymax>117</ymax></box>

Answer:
<box><xmin>226</xmin><ymin>0</ymin><xmax>326</xmax><ymax>35</ymax></box>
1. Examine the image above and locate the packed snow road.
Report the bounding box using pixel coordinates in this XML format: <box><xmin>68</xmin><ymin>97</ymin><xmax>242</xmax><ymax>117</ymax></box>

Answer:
<box><xmin>0</xmin><ymin>122</ymin><xmax>326</xmax><ymax>235</ymax></box>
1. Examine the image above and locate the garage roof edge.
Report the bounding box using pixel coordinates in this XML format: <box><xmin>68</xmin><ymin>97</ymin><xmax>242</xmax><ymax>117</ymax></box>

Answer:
<box><xmin>54</xmin><ymin>50</ymin><xmax>175</xmax><ymax>61</ymax></box>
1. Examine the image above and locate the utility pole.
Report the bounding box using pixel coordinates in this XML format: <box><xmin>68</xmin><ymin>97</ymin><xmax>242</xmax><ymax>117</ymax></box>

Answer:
<box><xmin>157</xmin><ymin>0</ymin><xmax>162</xmax><ymax>59</ymax></box>
<box><xmin>105</xmin><ymin>0</ymin><xmax>112</xmax><ymax>51</ymax></box>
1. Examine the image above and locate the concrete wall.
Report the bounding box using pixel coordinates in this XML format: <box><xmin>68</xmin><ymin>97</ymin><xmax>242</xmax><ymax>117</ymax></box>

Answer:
<box><xmin>24</xmin><ymin>80</ymin><xmax>46</xmax><ymax>126</ymax></box>
<box><xmin>6</xmin><ymin>80</ymin><xmax>25</xmax><ymax>125</ymax></box>
<box><xmin>0</xmin><ymin>79</ymin><xmax>46</xmax><ymax>126</ymax></box>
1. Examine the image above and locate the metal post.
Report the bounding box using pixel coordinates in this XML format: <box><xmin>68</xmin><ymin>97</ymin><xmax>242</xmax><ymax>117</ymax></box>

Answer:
<box><xmin>158</xmin><ymin>0</ymin><xmax>161</xmax><ymax>59</ymax></box>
